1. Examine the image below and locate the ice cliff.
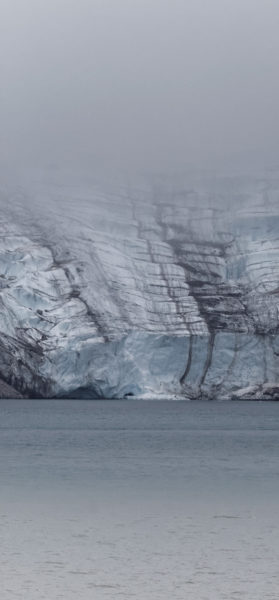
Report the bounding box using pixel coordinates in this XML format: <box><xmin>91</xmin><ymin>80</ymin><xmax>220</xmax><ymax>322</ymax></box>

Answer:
<box><xmin>0</xmin><ymin>168</ymin><xmax>279</xmax><ymax>399</ymax></box>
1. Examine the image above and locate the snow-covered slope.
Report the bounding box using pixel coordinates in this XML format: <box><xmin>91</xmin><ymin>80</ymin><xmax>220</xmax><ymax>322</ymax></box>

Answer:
<box><xmin>0</xmin><ymin>169</ymin><xmax>279</xmax><ymax>399</ymax></box>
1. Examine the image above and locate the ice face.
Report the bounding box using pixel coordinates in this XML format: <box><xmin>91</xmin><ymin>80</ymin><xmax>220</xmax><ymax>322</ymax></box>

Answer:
<box><xmin>0</xmin><ymin>169</ymin><xmax>279</xmax><ymax>399</ymax></box>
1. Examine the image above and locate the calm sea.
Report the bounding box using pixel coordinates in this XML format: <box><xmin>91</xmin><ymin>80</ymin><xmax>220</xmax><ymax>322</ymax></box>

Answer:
<box><xmin>1</xmin><ymin>400</ymin><xmax>279</xmax><ymax>599</ymax></box>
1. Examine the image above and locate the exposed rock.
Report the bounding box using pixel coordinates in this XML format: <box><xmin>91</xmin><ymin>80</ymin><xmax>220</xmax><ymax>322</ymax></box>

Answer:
<box><xmin>0</xmin><ymin>378</ymin><xmax>23</xmax><ymax>399</ymax></box>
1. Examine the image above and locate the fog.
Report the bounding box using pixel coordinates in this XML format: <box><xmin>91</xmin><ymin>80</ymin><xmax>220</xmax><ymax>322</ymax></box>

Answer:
<box><xmin>1</xmin><ymin>0</ymin><xmax>279</xmax><ymax>173</ymax></box>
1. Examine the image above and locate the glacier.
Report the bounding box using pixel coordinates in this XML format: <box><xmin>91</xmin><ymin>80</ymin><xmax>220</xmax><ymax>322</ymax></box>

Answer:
<box><xmin>0</xmin><ymin>168</ymin><xmax>279</xmax><ymax>399</ymax></box>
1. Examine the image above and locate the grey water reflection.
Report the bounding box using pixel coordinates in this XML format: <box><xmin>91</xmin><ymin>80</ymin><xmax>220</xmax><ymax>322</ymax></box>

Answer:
<box><xmin>0</xmin><ymin>400</ymin><xmax>279</xmax><ymax>599</ymax></box>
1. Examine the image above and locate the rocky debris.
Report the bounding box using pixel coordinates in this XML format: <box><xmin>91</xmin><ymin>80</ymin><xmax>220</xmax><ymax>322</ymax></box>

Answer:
<box><xmin>232</xmin><ymin>384</ymin><xmax>279</xmax><ymax>401</ymax></box>
<box><xmin>0</xmin><ymin>378</ymin><xmax>23</xmax><ymax>399</ymax></box>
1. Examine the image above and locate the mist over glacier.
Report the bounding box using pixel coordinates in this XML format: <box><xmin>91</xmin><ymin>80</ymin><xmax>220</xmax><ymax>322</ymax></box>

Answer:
<box><xmin>0</xmin><ymin>168</ymin><xmax>278</xmax><ymax>398</ymax></box>
<box><xmin>1</xmin><ymin>1</ymin><xmax>279</xmax><ymax>397</ymax></box>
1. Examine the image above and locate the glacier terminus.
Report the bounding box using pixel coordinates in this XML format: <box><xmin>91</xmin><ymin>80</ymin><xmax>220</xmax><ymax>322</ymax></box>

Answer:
<box><xmin>0</xmin><ymin>169</ymin><xmax>279</xmax><ymax>400</ymax></box>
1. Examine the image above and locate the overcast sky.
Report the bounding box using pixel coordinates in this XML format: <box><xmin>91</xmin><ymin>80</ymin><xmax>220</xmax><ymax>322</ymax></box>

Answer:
<box><xmin>1</xmin><ymin>0</ymin><xmax>279</xmax><ymax>172</ymax></box>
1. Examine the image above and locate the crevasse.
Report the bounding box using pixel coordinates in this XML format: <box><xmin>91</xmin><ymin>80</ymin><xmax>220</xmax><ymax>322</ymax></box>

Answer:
<box><xmin>0</xmin><ymin>170</ymin><xmax>278</xmax><ymax>399</ymax></box>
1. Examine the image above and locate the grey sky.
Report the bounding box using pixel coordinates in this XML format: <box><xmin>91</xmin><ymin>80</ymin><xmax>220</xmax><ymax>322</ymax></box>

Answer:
<box><xmin>1</xmin><ymin>0</ymin><xmax>279</xmax><ymax>171</ymax></box>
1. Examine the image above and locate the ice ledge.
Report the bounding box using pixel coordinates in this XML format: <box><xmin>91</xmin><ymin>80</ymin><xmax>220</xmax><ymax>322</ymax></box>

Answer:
<box><xmin>49</xmin><ymin>331</ymin><xmax>279</xmax><ymax>400</ymax></box>
<box><xmin>3</xmin><ymin>331</ymin><xmax>278</xmax><ymax>400</ymax></box>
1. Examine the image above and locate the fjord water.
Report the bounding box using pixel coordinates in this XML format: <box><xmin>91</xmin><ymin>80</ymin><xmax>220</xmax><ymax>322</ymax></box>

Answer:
<box><xmin>1</xmin><ymin>400</ymin><xmax>279</xmax><ymax>599</ymax></box>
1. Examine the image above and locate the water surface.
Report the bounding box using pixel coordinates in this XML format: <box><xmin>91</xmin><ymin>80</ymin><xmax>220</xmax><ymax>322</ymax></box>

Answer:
<box><xmin>1</xmin><ymin>400</ymin><xmax>279</xmax><ymax>599</ymax></box>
